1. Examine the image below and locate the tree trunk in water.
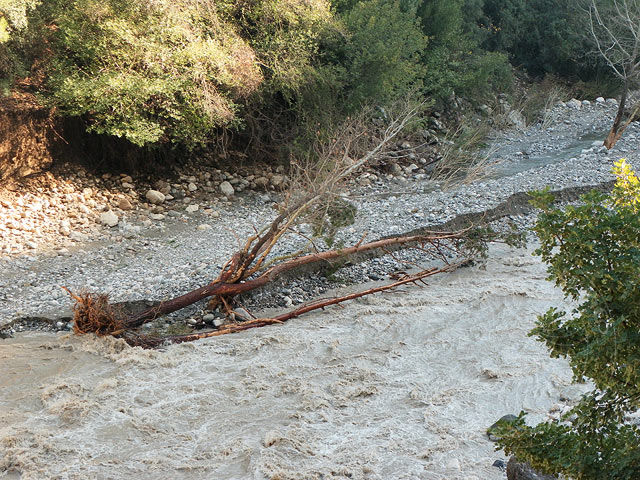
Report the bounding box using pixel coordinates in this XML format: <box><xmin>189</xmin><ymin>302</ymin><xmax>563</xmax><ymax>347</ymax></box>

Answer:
<box><xmin>127</xmin><ymin>261</ymin><xmax>468</xmax><ymax>348</ymax></box>
<box><xmin>122</xmin><ymin>231</ymin><xmax>468</xmax><ymax>329</ymax></box>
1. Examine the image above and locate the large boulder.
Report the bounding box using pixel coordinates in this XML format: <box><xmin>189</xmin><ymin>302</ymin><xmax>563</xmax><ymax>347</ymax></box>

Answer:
<box><xmin>507</xmin><ymin>457</ymin><xmax>557</xmax><ymax>480</ymax></box>
<box><xmin>145</xmin><ymin>189</ymin><xmax>166</xmax><ymax>204</ymax></box>
<box><xmin>99</xmin><ymin>210</ymin><xmax>119</xmax><ymax>227</ymax></box>
<box><xmin>219</xmin><ymin>181</ymin><xmax>235</xmax><ymax>196</ymax></box>
<box><xmin>507</xmin><ymin>110</ymin><xmax>526</xmax><ymax>129</ymax></box>
<box><xmin>566</xmin><ymin>98</ymin><xmax>582</xmax><ymax>109</ymax></box>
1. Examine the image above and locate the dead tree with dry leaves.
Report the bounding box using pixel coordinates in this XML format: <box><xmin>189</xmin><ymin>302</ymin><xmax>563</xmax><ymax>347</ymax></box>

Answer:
<box><xmin>588</xmin><ymin>0</ymin><xmax>640</xmax><ymax>148</ymax></box>
<box><xmin>65</xmin><ymin>99</ymin><xmax>492</xmax><ymax>348</ymax></box>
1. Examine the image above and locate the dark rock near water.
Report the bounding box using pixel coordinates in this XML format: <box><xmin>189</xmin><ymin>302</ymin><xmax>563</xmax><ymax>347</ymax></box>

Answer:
<box><xmin>492</xmin><ymin>459</ymin><xmax>507</xmax><ymax>471</ymax></box>
<box><xmin>487</xmin><ymin>414</ymin><xmax>519</xmax><ymax>441</ymax></box>
<box><xmin>507</xmin><ymin>456</ymin><xmax>557</xmax><ymax>480</ymax></box>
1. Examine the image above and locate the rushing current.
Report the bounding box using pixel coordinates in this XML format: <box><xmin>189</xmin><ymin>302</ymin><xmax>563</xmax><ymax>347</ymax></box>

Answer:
<box><xmin>0</xmin><ymin>245</ymin><xmax>587</xmax><ymax>480</ymax></box>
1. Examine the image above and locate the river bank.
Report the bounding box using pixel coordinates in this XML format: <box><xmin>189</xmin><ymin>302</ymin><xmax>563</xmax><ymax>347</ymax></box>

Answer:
<box><xmin>1</xmin><ymin>97</ymin><xmax>639</xmax><ymax>328</ymax></box>
<box><xmin>1</xmin><ymin>96</ymin><xmax>639</xmax><ymax>479</ymax></box>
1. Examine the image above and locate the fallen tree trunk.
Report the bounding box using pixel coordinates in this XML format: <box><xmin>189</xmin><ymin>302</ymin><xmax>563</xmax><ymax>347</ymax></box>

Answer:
<box><xmin>123</xmin><ymin>229</ymin><xmax>469</xmax><ymax>329</ymax></box>
<box><xmin>63</xmin><ymin>100</ymin><xmax>486</xmax><ymax>347</ymax></box>
<box><xmin>125</xmin><ymin>260</ymin><xmax>468</xmax><ymax>348</ymax></box>
<box><xmin>64</xmin><ymin>177</ymin><xmax>618</xmax><ymax>347</ymax></box>
<box><xmin>68</xmin><ymin>228</ymin><xmax>475</xmax><ymax>337</ymax></box>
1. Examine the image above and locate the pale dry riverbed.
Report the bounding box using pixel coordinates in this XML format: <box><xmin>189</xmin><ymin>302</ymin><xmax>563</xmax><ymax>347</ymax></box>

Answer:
<box><xmin>1</xmin><ymin>97</ymin><xmax>639</xmax><ymax>479</ymax></box>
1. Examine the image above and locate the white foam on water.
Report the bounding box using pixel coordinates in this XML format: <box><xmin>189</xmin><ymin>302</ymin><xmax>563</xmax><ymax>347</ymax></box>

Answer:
<box><xmin>0</xmin><ymin>244</ymin><xmax>586</xmax><ymax>479</ymax></box>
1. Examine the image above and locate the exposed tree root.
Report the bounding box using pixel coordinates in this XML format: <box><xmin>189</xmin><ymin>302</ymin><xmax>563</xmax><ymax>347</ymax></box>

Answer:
<box><xmin>62</xmin><ymin>288</ymin><xmax>124</xmax><ymax>336</ymax></box>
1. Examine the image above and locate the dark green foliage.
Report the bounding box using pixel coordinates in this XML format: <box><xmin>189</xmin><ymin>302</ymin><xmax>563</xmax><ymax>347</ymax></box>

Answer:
<box><xmin>497</xmin><ymin>168</ymin><xmax>640</xmax><ymax>479</ymax></box>
<box><xmin>0</xmin><ymin>0</ymin><xmax>44</xmax><ymax>93</ymax></box>
<box><xmin>2</xmin><ymin>0</ymin><xmax>433</xmax><ymax>153</ymax></box>
<box><xmin>336</xmin><ymin>0</ymin><xmax>427</xmax><ymax>110</ymax></box>
<box><xmin>3</xmin><ymin>0</ymin><xmax>615</xmax><ymax>155</ymax></box>
<box><xmin>481</xmin><ymin>0</ymin><xmax>601</xmax><ymax>79</ymax></box>
<box><xmin>417</xmin><ymin>0</ymin><xmax>512</xmax><ymax>102</ymax></box>
<box><xmin>311</xmin><ymin>197</ymin><xmax>357</xmax><ymax>247</ymax></box>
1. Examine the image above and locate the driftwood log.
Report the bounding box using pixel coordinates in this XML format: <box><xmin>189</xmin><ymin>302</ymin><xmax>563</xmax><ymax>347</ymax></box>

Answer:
<box><xmin>129</xmin><ymin>260</ymin><xmax>468</xmax><ymax>348</ymax></box>
<box><xmin>63</xmin><ymin>101</ymin><xmax>489</xmax><ymax>347</ymax></box>
<box><xmin>66</xmin><ymin>225</ymin><xmax>479</xmax><ymax>348</ymax></box>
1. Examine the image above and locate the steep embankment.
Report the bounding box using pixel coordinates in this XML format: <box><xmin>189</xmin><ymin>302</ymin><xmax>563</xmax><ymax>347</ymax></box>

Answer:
<box><xmin>0</xmin><ymin>96</ymin><xmax>60</xmax><ymax>182</ymax></box>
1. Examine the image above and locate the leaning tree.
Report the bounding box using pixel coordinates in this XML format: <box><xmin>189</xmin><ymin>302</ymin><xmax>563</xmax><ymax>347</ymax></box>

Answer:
<box><xmin>588</xmin><ymin>0</ymin><xmax>640</xmax><ymax>148</ymax></box>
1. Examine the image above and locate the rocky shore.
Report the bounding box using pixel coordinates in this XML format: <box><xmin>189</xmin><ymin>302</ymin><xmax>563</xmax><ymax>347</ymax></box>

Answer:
<box><xmin>1</xmin><ymin>96</ymin><xmax>639</xmax><ymax>480</ymax></box>
<box><xmin>1</xmin><ymin>96</ymin><xmax>639</xmax><ymax>334</ymax></box>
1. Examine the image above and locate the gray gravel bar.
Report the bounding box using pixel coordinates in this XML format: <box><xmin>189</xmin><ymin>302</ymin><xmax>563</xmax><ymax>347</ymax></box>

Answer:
<box><xmin>1</xmin><ymin>98</ymin><xmax>638</xmax><ymax>329</ymax></box>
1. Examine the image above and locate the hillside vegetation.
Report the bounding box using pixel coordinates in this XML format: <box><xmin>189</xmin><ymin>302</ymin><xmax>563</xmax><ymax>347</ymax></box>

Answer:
<box><xmin>0</xmin><ymin>0</ymin><xmax>614</xmax><ymax>160</ymax></box>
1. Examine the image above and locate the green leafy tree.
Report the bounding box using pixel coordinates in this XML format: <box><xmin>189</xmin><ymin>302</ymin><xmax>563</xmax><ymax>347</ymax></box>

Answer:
<box><xmin>6</xmin><ymin>0</ymin><xmax>338</xmax><ymax>148</ymax></box>
<box><xmin>498</xmin><ymin>159</ymin><xmax>640</xmax><ymax>479</ymax></box>
<box><xmin>43</xmin><ymin>0</ymin><xmax>268</xmax><ymax>147</ymax></box>
<box><xmin>482</xmin><ymin>0</ymin><xmax>592</xmax><ymax>78</ymax></box>
<box><xmin>337</xmin><ymin>0</ymin><xmax>427</xmax><ymax>109</ymax></box>
<box><xmin>416</xmin><ymin>0</ymin><xmax>511</xmax><ymax>102</ymax></box>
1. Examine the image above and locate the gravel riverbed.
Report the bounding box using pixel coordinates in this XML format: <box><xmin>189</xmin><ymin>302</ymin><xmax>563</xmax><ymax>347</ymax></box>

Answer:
<box><xmin>1</xmin><ymin>97</ymin><xmax>638</xmax><ymax>331</ymax></box>
<box><xmin>1</xmin><ymin>96</ymin><xmax>638</xmax><ymax>480</ymax></box>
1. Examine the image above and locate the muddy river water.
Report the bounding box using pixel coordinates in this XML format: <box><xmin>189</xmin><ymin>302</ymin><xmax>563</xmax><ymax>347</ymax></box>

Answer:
<box><xmin>0</xmin><ymin>245</ymin><xmax>587</xmax><ymax>480</ymax></box>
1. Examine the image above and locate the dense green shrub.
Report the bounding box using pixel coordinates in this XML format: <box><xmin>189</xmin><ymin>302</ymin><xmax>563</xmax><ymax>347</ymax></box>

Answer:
<box><xmin>417</xmin><ymin>0</ymin><xmax>512</xmax><ymax>102</ymax></box>
<box><xmin>2</xmin><ymin>0</ymin><xmax>432</xmax><ymax>152</ymax></box>
<box><xmin>0</xmin><ymin>0</ymin><xmax>39</xmax><ymax>41</ymax></box>
<box><xmin>9</xmin><ymin>0</ymin><xmax>615</xmax><ymax>153</ymax></box>
<box><xmin>334</xmin><ymin>0</ymin><xmax>427</xmax><ymax>110</ymax></box>
<box><xmin>217</xmin><ymin>0</ymin><xmax>336</xmax><ymax>102</ymax></box>
<box><xmin>498</xmin><ymin>160</ymin><xmax>640</xmax><ymax>479</ymax></box>
<box><xmin>481</xmin><ymin>0</ymin><xmax>599</xmax><ymax>79</ymax></box>
<box><xmin>0</xmin><ymin>0</ymin><xmax>40</xmax><ymax>92</ymax></box>
<box><xmin>43</xmin><ymin>0</ymin><xmax>269</xmax><ymax>147</ymax></box>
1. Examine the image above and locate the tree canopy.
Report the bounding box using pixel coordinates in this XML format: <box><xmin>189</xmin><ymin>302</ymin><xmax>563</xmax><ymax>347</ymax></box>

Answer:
<box><xmin>0</xmin><ymin>0</ymin><xmax>620</xmax><ymax>152</ymax></box>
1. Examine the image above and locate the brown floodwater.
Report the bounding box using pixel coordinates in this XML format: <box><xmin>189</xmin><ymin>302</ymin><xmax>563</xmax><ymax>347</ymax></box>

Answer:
<box><xmin>0</xmin><ymin>245</ymin><xmax>587</xmax><ymax>480</ymax></box>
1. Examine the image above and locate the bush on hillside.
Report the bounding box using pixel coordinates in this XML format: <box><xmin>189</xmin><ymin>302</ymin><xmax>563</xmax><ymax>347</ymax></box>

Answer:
<box><xmin>43</xmin><ymin>0</ymin><xmax>267</xmax><ymax>147</ymax></box>
<box><xmin>417</xmin><ymin>0</ymin><xmax>512</xmax><ymax>102</ymax></box>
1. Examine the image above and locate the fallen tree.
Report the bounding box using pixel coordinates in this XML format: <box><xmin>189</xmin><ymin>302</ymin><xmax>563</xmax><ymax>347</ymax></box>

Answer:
<box><xmin>63</xmin><ymin>100</ymin><xmax>491</xmax><ymax>347</ymax></box>
<box><xmin>66</xmin><ymin>226</ymin><xmax>481</xmax><ymax>348</ymax></box>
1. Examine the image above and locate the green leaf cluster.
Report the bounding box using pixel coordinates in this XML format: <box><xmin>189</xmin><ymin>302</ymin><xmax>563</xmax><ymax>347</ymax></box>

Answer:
<box><xmin>498</xmin><ymin>162</ymin><xmax>640</xmax><ymax>479</ymax></box>
<box><xmin>480</xmin><ymin>0</ymin><xmax>600</xmax><ymax>80</ymax></box>
<box><xmin>43</xmin><ymin>0</ymin><xmax>268</xmax><ymax>146</ymax></box>
<box><xmin>0</xmin><ymin>0</ymin><xmax>40</xmax><ymax>40</ymax></box>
